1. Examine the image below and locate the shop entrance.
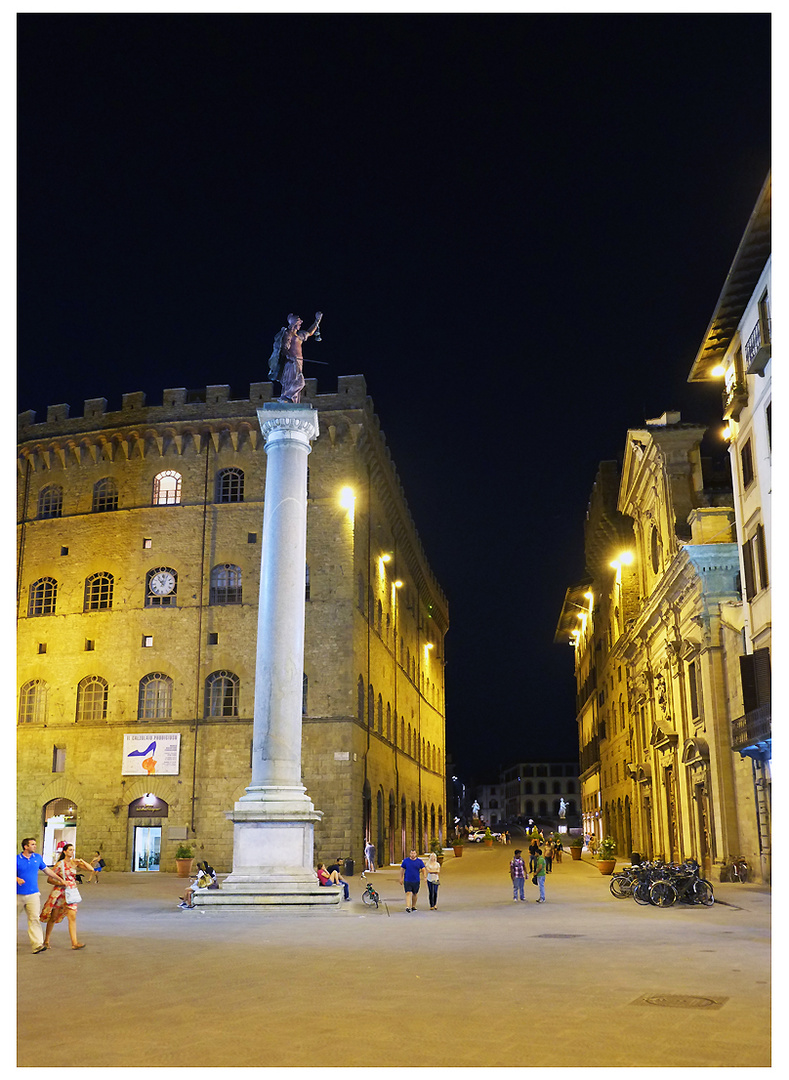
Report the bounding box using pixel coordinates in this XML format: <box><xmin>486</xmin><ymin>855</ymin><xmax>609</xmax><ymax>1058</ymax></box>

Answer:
<box><xmin>42</xmin><ymin>798</ymin><xmax>78</xmax><ymax>865</ymax></box>
<box><xmin>133</xmin><ymin>827</ymin><xmax>161</xmax><ymax>871</ymax></box>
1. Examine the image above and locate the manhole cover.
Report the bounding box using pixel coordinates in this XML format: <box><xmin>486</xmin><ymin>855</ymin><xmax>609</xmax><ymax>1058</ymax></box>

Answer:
<box><xmin>631</xmin><ymin>994</ymin><xmax>728</xmax><ymax>1010</ymax></box>
<box><xmin>534</xmin><ymin>933</ymin><xmax>584</xmax><ymax>939</ymax></box>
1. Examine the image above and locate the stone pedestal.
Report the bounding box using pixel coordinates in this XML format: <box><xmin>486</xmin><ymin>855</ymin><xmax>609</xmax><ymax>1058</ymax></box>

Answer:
<box><xmin>196</xmin><ymin>404</ymin><xmax>340</xmax><ymax>907</ymax></box>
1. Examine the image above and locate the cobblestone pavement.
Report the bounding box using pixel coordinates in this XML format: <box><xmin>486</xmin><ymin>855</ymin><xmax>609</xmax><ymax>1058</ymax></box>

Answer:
<box><xmin>17</xmin><ymin>845</ymin><xmax>772</xmax><ymax>1068</ymax></box>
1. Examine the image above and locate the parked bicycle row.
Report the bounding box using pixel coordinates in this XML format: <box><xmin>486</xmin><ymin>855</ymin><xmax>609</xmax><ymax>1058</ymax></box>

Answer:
<box><xmin>609</xmin><ymin>858</ymin><xmax>714</xmax><ymax>908</ymax></box>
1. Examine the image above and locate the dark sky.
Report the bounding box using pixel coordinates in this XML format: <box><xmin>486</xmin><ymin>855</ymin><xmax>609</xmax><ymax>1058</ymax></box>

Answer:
<box><xmin>17</xmin><ymin>13</ymin><xmax>771</xmax><ymax>782</ymax></box>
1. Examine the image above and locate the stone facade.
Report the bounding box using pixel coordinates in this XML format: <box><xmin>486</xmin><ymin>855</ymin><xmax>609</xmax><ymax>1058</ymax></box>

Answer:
<box><xmin>17</xmin><ymin>376</ymin><xmax>448</xmax><ymax>874</ymax></box>
<box><xmin>556</xmin><ymin>414</ymin><xmax>765</xmax><ymax>881</ymax></box>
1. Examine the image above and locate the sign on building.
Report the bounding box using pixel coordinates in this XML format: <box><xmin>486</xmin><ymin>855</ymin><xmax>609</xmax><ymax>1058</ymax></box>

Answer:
<box><xmin>122</xmin><ymin>733</ymin><xmax>181</xmax><ymax>776</ymax></box>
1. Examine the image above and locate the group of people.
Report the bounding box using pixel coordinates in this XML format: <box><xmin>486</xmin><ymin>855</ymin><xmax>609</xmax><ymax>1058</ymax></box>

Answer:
<box><xmin>510</xmin><ymin>845</ymin><xmax>547</xmax><ymax>903</ymax></box>
<box><xmin>17</xmin><ymin>837</ymin><xmax>94</xmax><ymax>951</ymax></box>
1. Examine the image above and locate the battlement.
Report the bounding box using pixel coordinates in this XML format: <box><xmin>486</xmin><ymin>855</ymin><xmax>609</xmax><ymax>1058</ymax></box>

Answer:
<box><xmin>18</xmin><ymin>375</ymin><xmax>370</xmax><ymax>435</ymax></box>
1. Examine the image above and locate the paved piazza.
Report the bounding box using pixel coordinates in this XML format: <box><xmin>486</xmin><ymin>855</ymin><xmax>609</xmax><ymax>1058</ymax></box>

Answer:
<box><xmin>17</xmin><ymin>844</ymin><xmax>771</xmax><ymax>1068</ymax></box>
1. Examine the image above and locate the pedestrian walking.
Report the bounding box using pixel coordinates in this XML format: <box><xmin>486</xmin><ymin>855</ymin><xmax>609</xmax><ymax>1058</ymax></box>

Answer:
<box><xmin>17</xmin><ymin>837</ymin><xmax>66</xmax><ymax>954</ymax></box>
<box><xmin>534</xmin><ymin>846</ymin><xmax>547</xmax><ymax>903</ymax></box>
<box><xmin>544</xmin><ymin>839</ymin><xmax>553</xmax><ymax>873</ymax></box>
<box><xmin>510</xmin><ymin>849</ymin><xmax>527</xmax><ymax>901</ymax></box>
<box><xmin>425</xmin><ymin>852</ymin><xmax>441</xmax><ymax>909</ymax></box>
<box><xmin>400</xmin><ymin>848</ymin><xmax>426</xmax><ymax>912</ymax></box>
<box><xmin>40</xmin><ymin>843</ymin><xmax>93</xmax><ymax>949</ymax></box>
<box><xmin>364</xmin><ymin>839</ymin><xmax>376</xmax><ymax>872</ymax></box>
<box><xmin>528</xmin><ymin>838</ymin><xmax>540</xmax><ymax>873</ymax></box>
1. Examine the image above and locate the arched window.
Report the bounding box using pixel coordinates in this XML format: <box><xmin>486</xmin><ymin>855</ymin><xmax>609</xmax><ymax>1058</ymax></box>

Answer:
<box><xmin>393</xmin><ymin>711</ymin><xmax>398</xmax><ymax>747</ymax></box>
<box><xmin>407</xmin><ymin>725</ymin><xmax>412</xmax><ymax>756</ymax></box>
<box><xmin>215</xmin><ymin>467</ymin><xmax>244</xmax><ymax>503</ymax></box>
<box><xmin>538</xmin><ymin>781</ymin><xmax>547</xmax><ymax>795</ymax></box>
<box><xmin>152</xmin><ymin>471</ymin><xmax>182</xmax><ymax>506</ymax></box>
<box><xmin>84</xmin><ymin>572</ymin><xmax>114</xmax><ymax>611</ymax></box>
<box><xmin>145</xmin><ymin>567</ymin><xmax>177</xmax><ymax>607</ymax></box>
<box><xmin>92</xmin><ymin>477</ymin><xmax>118</xmax><ymax>512</ymax></box>
<box><xmin>138</xmin><ymin>673</ymin><xmax>173</xmax><ymax>719</ymax></box>
<box><xmin>305</xmin><ymin>564</ymin><xmax>310</xmax><ymax>601</ymax></box>
<box><xmin>368</xmin><ymin>685</ymin><xmax>374</xmax><ymax>728</ymax></box>
<box><xmin>302</xmin><ymin>672</ymin><xmax>308</xmax><ymax>716</ymax></box>
<box><xmin>357</xmin><ymin>676</ymin><xmax>365</xmax><ymax>722</ymax></box>
<box><xmin>427</xmin><ymin>740</ymin><xmax>431</xmax><ymax>769</ymax></box>
<box><xmin>377</xmin><ymin>694</ymin><xmax>383</xmax><ymax>733</ymax></box>
<box><xmin>552</xmin><ymin>781</ymin><xmax>562</xmax><ymax>794</ymax></box>
<box><xmin>204</xmin><ymin>670</ymin><xmax>239</xmax><ymax>717</ymax></box>
<box><xmin>76</xmin><ymin>675</ymin><xmax>108</xmax><ymax>722</ymax></box>
<box><xmin>28</xmin><ymin>577</ymin><xmax>57</xmax><ymax>617</ymax></box>
<box><xmin>18</xmin><ymin>680</ymin><xmax>47</xmax><ymax>724</ymax></box>
<box><xmin>210</xmin><ymin>564</ymin><xmax>242</xmax><ymax>605</ymax></box>
<box><xmin>37</xmin><ymin>485</ymin><xmax>63</xmax><ymax>519</ymax></box>
<box><xmin>386</xmin><ymin>702</ymin><xmax>391</xmax><ymax>741</ymax></box>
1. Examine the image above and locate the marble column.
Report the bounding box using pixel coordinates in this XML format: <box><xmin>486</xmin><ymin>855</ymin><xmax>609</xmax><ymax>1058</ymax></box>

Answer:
<box><xmin>196</xmin><ymin>404</ymin><xmax>340</xmax><ymax>906</ymax></box>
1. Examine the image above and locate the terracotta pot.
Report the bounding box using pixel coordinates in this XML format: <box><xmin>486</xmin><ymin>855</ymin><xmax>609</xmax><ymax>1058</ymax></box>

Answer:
<box><xmin>570</xmin><ymin>847</ymin><xmax>582</xmax><ymax>860</ymax></box>
<box><xmin>596</xmin><ymin>859</ymin><xmax>617</xmax><ymax>875</ymax></box>
<box><xmin>484</xmin><ymin>839</ymin><xmax>493</xmax><ymax>847</ymax></box>
<box><xmin>452</xmin><ymin>846</ymin><xmax>463</xmax><ymax>858</ymax></box>
<box><xmin>176</xmin><ymin>858</ymin><xmax>194</xmax><ymax>878</ymax></box>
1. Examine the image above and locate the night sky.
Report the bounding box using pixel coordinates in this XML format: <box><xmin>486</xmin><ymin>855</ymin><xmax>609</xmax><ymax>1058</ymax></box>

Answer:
<box><xmin>17</xmin><ymin>14</ymin><xmax>771</xmax><ymax>782</ymax></box>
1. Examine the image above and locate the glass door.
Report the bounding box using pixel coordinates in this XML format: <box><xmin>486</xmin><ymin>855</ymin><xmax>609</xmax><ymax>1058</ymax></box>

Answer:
<box><xmin>133</xmin><ymin>826</ymin><xmax>161</xmax><ymax>871</ymax></box>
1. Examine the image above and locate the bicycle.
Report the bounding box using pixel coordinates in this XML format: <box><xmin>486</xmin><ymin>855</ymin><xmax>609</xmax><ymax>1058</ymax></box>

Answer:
<box><xmin>361</xmin><ymin>871</ymin><xmax>380</xmax><ymax>908</ymax></box>
<box><xmin>649</xmin><ymin>860</ymin><xmax>714</xmax><ymax>908</ymax></box>
<box><xmin>722</xmin><ymin>856</ymin><xmax>749</xmax><ymax>883</ymax></box>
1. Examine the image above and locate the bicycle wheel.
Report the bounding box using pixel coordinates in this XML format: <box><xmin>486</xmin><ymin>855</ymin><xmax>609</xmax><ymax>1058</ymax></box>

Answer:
<box><xmin>694</xmin><ymin>880</ymin><xmax>715</xmax><ymax>906</ymax></box>
<box><xmin>633</xmin><ymin>881</ymin><xmax>652</xmax><ymax>905</ymax></box>
<box><xmin>650</xmin><ymin>881</ymin><xmax>678</xmax><ymax>907</ymax></box>
<box><xmin>610</xmin><ymin>874</ymin><xmax>632</xmax><ymax>899</ymax></box>
<box><xmin>361</xmin><ymin>891</ymin><xmax>378</xmax><ymax>907</ymax></box>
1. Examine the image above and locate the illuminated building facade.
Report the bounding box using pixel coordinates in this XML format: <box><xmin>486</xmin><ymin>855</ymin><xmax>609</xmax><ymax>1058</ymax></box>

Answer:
<box><xmin>557</xmin><ymin>414</ymin><xmax>765</xmax><ymax>880</ymax></box>
<box><xmin>17</xmin><ymin>375</ymin><xmax>448</xmax><ymax>874</ymax></box>
<box><xmin>687</xmin><ymin>173</ymin><xmax>771</xmax><ymax>881</ymax></box>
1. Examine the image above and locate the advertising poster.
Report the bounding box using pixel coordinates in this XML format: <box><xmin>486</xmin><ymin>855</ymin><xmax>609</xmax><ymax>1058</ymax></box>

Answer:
<box><xmin>122</xmin><ymin>733</ymin><xmax>181</xmax><ymax>776</ymax></box>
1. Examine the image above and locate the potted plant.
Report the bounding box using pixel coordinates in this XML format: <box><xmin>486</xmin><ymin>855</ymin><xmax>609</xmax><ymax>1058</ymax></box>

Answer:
<box><xmin>429</xmin><ymin>838</ymin><xmax>444</xmax><ymax>865</ymax></box>
<box><xmin>569</xmin><ymin>834</ymin><xmax>584</xmax><ymax>861</ymax></box>
<box><xmin>450</xmin><ymin>835</ymin><xmax>464</xmax><ymax>858</ymax></box>
<box><xmin>175</xmin><ymin>844</ymin><xmax>194</xmax><ymax>878</ymax></box>
<box><xmin>484</xmin><ymin>827</ymin><xmax>493</xmax><ymax>847</ymax></box>
<box><xmin>596</xmin><ymin>835</ymin><xmax>617</xmax><ymax>875</ymax></box>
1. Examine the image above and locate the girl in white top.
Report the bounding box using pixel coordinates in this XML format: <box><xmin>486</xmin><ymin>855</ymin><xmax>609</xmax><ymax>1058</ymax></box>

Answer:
<box><xmin>425</xmin><ymin>852</ymin><xmax>441</xmax><ymax>910</ymax></box>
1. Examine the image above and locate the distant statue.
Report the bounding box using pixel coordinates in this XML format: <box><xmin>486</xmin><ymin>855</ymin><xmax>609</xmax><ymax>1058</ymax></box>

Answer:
<box><xmin>559</xmin><ymin>799</ymin><xmax>567</xmax><ymax>819</ymax></box>
<box><xmin>471</xmin><ymin>800</ymin><xmax>480</xmax><ymax>816</ymax></box>
<box><xmin>268</xmin><ymin>312</ymin><xmax>323</xmax><ymax>403</ymax></box>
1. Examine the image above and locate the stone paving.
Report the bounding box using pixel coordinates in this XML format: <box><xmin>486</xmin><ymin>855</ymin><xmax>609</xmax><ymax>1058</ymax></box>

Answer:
<box><xmin>17</xmin><ymin>844</ymin><xmax>772</xmax><ymax>1068</ymax></box>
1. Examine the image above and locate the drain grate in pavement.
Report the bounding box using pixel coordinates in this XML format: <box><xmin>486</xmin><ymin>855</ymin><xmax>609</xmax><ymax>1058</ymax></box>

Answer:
<box><xmin>534</xmin><ymin>933</ymin><xmax>584</xmax><ymax>939</ymax></box>
<box><xmin>631</xmin><ymin>994</ymin><xmax>728</xmax><ymax>1010</ymax></box>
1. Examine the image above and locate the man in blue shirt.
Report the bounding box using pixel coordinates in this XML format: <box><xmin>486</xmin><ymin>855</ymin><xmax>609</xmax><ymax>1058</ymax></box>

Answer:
<box><xmin>399</xmin><ymin>848</ymin><xmax>426</xmax><ymax>912</ymax></box>
<box><xmin>17</xmin><ymin>837</ymin><xmax>65</xmax><ymax>953</ymax></box>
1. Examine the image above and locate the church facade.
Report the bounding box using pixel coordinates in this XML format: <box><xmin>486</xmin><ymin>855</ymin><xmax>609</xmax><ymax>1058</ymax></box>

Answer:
<box><xmin>17</xmin><ymin>374</ymin><xmax>448</xmax><ymax>875</ymax></box>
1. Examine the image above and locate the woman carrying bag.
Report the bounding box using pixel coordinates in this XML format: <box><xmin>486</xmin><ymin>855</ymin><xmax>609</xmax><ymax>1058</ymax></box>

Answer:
<box><xmin>40</xmin><ymin>843</ymin><xmax>93</xmax><ymax>949</ymax></box>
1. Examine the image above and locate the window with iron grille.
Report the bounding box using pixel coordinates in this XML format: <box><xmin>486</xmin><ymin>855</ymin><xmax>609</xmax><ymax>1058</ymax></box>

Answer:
<box><xmin>37</xmin><ymin>485</ymin><xmax>63</xmax><ymax>519</ymax></box>
<box><xmin>152</xmin><ymin>471</ymin><xmax>182</xmax><ymax>505</ymax></box>
<box><xmin>209</xmin><ymin>564</ymin><xmax>242</xmax><ymax>605</ymax></box>
<box><xmin>28</xmin><ymin>577</ymin><xmax>57</xmax><ymax>617</ymax></box>
<box><xmin>18</xmin><ymin>680</ymin><xmax>48</xmax><ymax>724</ymax></box>
<box><xmin>204</xmin><ymin>670</ymin><xmax>239</xmax><ymax>717</ymax></box>
<box><xmin>138</xmin><ymin>673</ymin><xmax>173</xmax><ymax>719</ymax></box>
<box><xmin>84</xmin><ymin>572</ymin><xmax>114</xmax><ymax>611</ymax></box>
<box><xmin>92</xmin><ymin>477</ymin><xmax>119</xmax><ymax>512</ymax></box>
<box><xmin>76</xmin><ymin>675</ymin><xmax>109</xmax><ymax>722</ymax></box>
<box><xmin>215</xmin><ymin>467</ymin><xmax>244</xmax><ymax>503</ymax></box>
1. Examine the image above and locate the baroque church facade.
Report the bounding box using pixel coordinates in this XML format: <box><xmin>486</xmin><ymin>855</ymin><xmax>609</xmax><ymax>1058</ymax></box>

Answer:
<box><xmin>17</xmin><ymin>374</ymin><xmax>448</xmax><ymax>874</ymax></box>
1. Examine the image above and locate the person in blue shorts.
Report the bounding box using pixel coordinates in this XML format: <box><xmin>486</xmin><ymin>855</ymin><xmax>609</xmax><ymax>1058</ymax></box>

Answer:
<box><xmin>400</xmin><ymin>849</ymin><xmax>426</xmax><ymax>912</ymax></box>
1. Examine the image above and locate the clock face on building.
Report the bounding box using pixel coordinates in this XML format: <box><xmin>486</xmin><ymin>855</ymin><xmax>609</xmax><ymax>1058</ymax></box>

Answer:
<box><xmin>149</xmin><ymin>571</ymin><xmax>175</xmax><ymax>595</ymax></box>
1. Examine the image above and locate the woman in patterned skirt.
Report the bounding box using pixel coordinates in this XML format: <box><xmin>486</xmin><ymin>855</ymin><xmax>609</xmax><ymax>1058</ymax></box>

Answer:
<box><xmin>40</xmin><ymin>844</ymin><xmax>93</xmax><ymax>949</ymax></box>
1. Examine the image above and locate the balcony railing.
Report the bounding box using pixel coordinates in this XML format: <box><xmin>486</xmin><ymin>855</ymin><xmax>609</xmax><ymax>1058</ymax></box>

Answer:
<box><xmin>731</xmin><ymin>703</ymin><xmax>771</xmax><ymax>754</ymax></box>
<box><xmin>745</xmin><ymin>317</ymin><xmax>772</xmax><ymax>376</ymax></box>
<box><xmin>722</xmin><ymin>381</ymin><xmax>749</xmax><ymax>421</ymax></box>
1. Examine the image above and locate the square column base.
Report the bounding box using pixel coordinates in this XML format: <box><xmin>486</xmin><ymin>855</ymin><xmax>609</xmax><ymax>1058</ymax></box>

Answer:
<box><xmin>195</xmin><ymin>810</ymin><xmax>341</xmax><ymax>907</ymax></box>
